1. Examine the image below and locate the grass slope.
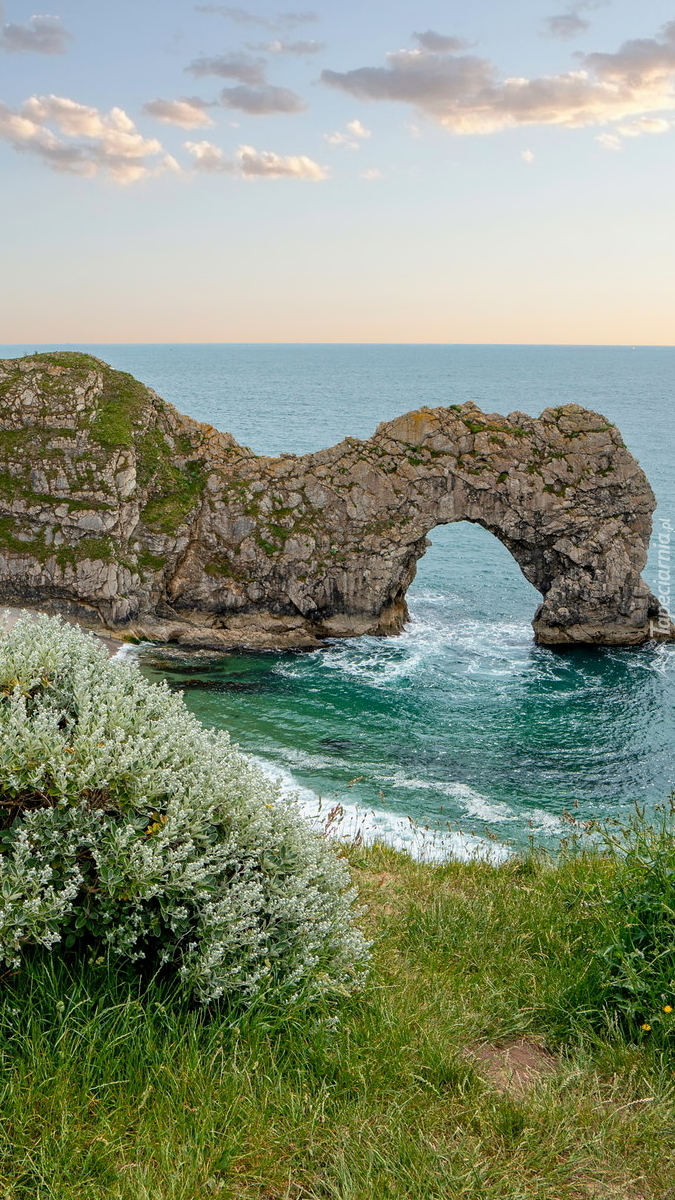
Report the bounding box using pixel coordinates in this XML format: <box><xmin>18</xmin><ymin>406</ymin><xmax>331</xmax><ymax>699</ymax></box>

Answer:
<box><xmin>1</xmin><ymin>842</ymin><xmax>674</xmax><ymax>1199</ymax></box>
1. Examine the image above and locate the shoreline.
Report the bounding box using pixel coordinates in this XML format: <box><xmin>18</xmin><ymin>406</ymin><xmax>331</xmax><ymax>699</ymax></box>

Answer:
<box><xmin>0</xmin><ymin>603</ymin><xmax>510</xmax><ymax>864</ymax></box>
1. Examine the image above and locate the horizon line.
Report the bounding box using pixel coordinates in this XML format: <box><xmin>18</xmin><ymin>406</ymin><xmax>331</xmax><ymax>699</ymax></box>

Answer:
<box><xmin>1</xmin><ymin>342</ymin><xmax>674</xmax><ymax>350</ymax></box>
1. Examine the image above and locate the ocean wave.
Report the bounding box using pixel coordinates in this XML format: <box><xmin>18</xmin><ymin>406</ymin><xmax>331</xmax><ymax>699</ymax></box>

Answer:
<box><xmin>270</xmin><ymin>745</ymin><xmax>343</xmax><ymax>771</ymax></box>
<box><xmin>110</xmin><ymin>641</ymin><xmax>145</xmax><ymax>663</ymax></box>
<box><xmin>525</xmin><ymin>808</ymin><xmax>564</xmax><ymax>833</ymax></box>
<box><xmin>250</xmin><ymin>755</ymin><xmax>511</xmax><ymax>864</ymax></box>
<box><xmin>372</xmin><ymin>770</ymin><xmax>518</xmax><ymax>823</ymax></box>
<box><xmin>295</xmin><ymin>607</ymin><xmax>537</xmax><ymax>691</ymax></box>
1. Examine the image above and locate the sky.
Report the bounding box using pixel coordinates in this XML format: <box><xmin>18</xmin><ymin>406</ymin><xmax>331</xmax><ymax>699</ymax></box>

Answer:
<box><xmin>1</xmin><ymin>0</ymin><xmax>674</xmax><ymax>344</ymax></box>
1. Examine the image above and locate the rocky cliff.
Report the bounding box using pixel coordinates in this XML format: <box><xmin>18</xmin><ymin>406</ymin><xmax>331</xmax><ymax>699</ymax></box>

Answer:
<box><xmin>0</xmin><ymin>352</ymin><xmax>670</xmax><ymax>649</ymax></box>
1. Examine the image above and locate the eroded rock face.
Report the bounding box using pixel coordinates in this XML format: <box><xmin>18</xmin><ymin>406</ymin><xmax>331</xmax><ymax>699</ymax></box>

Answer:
<box><xmin>0</xmin><ymin>352</ymin><xmax>670</xmax><ymax>649</ymax></box>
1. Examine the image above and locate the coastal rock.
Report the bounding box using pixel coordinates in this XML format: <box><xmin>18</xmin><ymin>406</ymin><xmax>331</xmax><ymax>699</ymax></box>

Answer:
<box><xmin>0</xmin><ymin>351</ymin><xmax>670</xmax><ymax>649</ymax></box>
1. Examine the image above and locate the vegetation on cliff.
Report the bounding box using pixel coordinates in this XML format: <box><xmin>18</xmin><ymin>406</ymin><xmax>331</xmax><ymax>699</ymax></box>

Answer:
<box><xmin>0</xmin><ymin>619</ymin><xmax>672</xmax><ymax>1193</ymax></box>
<box><xmin>0</xmin><ymin>616</ymin><xmax>367</xmax><ymax>1003</ymax></box>
<box><xmin>1</xmin><ymin>834</ymin><xmax>675</xmax><ymax>1197</ymax></box>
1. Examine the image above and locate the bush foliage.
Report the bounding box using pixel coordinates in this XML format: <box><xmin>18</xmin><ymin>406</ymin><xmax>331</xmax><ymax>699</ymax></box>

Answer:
<box><xmin>0</xmin><ymin>616</ymin><xmax>368</xmax><ymax>1003</ymax></box>
<box><xmin>570</xmin><ymin>801</ymin><xmax>675</xmax><ymax>1037</ymax></box>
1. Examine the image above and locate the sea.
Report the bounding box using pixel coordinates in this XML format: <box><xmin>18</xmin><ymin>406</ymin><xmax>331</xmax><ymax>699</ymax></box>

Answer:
<box><xmin>3</xmin><ymin>343</ymin><xmax>675</xmax><ymax>860</ymax></box>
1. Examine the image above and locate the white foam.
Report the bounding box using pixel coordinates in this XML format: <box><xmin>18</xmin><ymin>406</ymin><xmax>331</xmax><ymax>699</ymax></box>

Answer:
<box><xmin>302</xmin><ymin>604</ymin><xmax>536</xmax><ymax>692</ymax></box>
<box><xmin>317</xmin><ymin>645</ymin><xmax>426</xmax><ymax>687</ymax></box>
<box><xmin>372</xmin><ymin>770</ymin><xmax>518</xmax><ymax>823</ymax></box>
<box><xmin>274</xmin><ymin>745</ymin><xmax>341</xmax><ymax>771</ymax></box>
<box><xmin>110</xmin><ymin>641</ymin><xmax>145</xmax><ymax>663</ymax></box>
<box><xmin>249</xmin><ymin>755</ymin><xmax>511</xmax><ymax>865</ymax></box>
<box><xmin>526</xmin><ymin>808</ymin><xmax>564</xmax><ymax>833</ymax></box>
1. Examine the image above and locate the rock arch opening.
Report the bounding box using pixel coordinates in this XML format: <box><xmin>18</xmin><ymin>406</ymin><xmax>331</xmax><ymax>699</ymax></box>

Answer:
<box><xmin>411</xmin><ymin>520</ymin><xmax>541</xmax><ymax>630</ymax></box>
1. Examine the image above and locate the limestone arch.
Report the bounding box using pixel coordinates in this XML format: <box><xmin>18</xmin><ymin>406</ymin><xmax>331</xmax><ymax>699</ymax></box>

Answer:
<box><xmin>0</xmin><ymin>353</ymin><xmax>670</xmax><ymax>650</ymax></box>
<box><xmin>207</xmin><ymin>400</ymin><xmax>666</xmax><ymax>648</ymax></box>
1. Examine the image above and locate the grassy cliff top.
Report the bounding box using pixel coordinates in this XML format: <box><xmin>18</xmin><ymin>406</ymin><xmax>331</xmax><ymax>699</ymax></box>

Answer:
<box><xmin>0</xmin><ymin>351</ymin><xmax>172</xmax><ymax>450</ymax></box>
<box><xmin>0</xmin><ymin>835</ymin><xmax>674</xmax><ymax>1197</ymax></box>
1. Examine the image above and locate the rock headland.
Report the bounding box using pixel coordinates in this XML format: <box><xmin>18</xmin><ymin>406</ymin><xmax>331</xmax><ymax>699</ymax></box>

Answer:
<box><xmin>0</xmin><ymin>352</ymin><xmax>670</xmax><ymax>649</ymax></box>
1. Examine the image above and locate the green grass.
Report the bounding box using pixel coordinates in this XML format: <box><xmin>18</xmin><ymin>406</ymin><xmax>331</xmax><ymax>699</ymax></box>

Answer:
<box><xmin>89</xmin><ymin>369</ymin><xmax>154</xmax><ymax>450</ymax></box>
<box><xmin>0</xmin><ymin>843</ymin><xmax>674</xmax><ymax>1198</ymax></box>
<box><xmin>0</xmin><ymin>354</ymin><xmax>208</xmax><ymax>540</ymax></box>
<box><xmin>141</xmin><ymin>460</ymin><xmax>206</xmax><ymax>533</ymax></box>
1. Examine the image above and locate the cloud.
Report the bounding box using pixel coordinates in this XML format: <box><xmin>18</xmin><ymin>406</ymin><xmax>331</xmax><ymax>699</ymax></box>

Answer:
<box><xmin>0</xmin><ymin>94</ymin><xmax>175</xmax><ymax>182</ymax></box>
<box><xmin>616</xmin><ymin>115</ymin><xmax>671</xmax><ymax>136</ymax></box>
<box><xmin>521</xmin><ymin>148</ymin><xmax>535</xmax><ymax>162</ymax></box>
<box><xmin>321</xmin><ymin>21</ymin><xmax>675</xmax><ymax>136</ymax></box>
<box><xmin>249</xmin><ymin>38</ymin><xmax>323</xmax><ymax>54</ymax></box>
<box><xmin>185</xmin><ymin>137</ymin><xmax>327</xmax><ymax>178</ymax></box>
<box><xmin>584</xmin><ymin>20</ymin><xmax>675</xmax><ymax>83</ymax></box>
<box><xmin>413</xmin><ymin>31</ymin><xmax>470</xmax><ymax>54</ymax></box>
<box><xmin>596</xmin><ymin>132</ymin><xmax>621</xmax><ymax>150</ymax></box>
<box><xmin>545</xmin><ymin>13</ymin><xmax>590</xmax><ymax>40</ymax></box>
<box><xmin>185</xmin><ymin>138</ymin><xmax>232</xmax><ymax>170</ymax></box>
<box><xmin>360</xmin><ymin>167</ymin><xmax>382</xmax><ymax>180</ymax></box>
<box><xmin>195</xmin><ymin>6</ymin><xmax>318</xmax><ymax>32</ymax></box>
<box><xmin>0</xmin><ymin>13</ymin><xmax>71</xmax><ymax>55</ymax></box>
<box><xmin>237</xmin><ymin>142</ymin><xmax>326</xmax><ymax>177</ymax></box>
<box><xmin>544</xmin><ymin>1</ymin><xmax>607</xmax><ymax>41</ymax></box>
<box><xmin>220</xmin><ymin>84</ymin><xmax>305</xmax><ymax>113</ymax></box>
<box><xmin>325</xmin><ymin>117</ymin><xmax>371</xmax><ymax>149</ymax></box>
<box><xmin>143</xmin><ymin>97</ymin><xmax>214</xmax><ymax>128</ymax></box>
<box><xmin>187</xmin><ymin>52</ymin><xmax>267</xmax><ymax>83</ymax></box>
<box><xmin>347</xmin><ymin>118</ymin><xmax>370</xmax><ymax>139</ymax></box>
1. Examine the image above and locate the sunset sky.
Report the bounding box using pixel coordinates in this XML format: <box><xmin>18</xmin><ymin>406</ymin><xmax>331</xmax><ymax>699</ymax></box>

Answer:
<box><xmin>1</xmin><ymin>0</ymin><xmax>674</xmax><ymax>344</ymax></box>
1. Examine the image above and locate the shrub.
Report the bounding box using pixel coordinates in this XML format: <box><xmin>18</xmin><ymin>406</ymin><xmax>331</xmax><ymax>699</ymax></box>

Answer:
<box><xmin>0</xmin><ymin>615</ymin><xmax>368</xmax><ymax>1003</ymax></box>
<box><xmin>568</xmin><ymin>801</ymin><xmax>675</xmax><ymax>1039</ymax></box>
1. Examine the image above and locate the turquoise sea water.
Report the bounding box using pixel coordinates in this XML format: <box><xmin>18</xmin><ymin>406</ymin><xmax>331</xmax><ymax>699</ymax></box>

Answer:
<box><xmin>4</xmin><ymin>344</ymin><xmax>675</xmax><ymax>856</ymax></box>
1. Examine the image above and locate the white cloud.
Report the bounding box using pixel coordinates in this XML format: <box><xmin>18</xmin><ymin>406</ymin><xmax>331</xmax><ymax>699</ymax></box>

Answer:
<box><xmin>237</xmin><ymin>143</ymin><xmax>326</xmax><ymax>178</ymax></box>
<box><xmin>347</xmin><ymin>118</ymin><xmax>370</xmax><ymax>139</ymax></box>
<box><xmin>0</xmin><ymin>13</ymin><xmax>71</xmax><ymax>55</ymax></box>
<box><xmin>0</xmin><ymin>94</ymin><xmax>172</xmax><ymax>182</ymax></box>
<box><xmin>360</xmin><ymin>167</ymin><xmax>383</xmax><ymax>180</ymax></box>
<box><xmin>596</xmin><ymin>132</ymin><xmax>621</xmax><ymax>150</ymax></box>
<box><xmin>185</xmin><ymin>137</ymin><xmax>327</xmax><ymax>179</ymax></box>
<box><xmin>616</xmin><ymin>115</ymin><xmax>671</xmax><ymax>136</ymax></box>
<box><xmin>143</xmin><ymin>98</ymin><xmax>214</xmax><ymax>129</ymax></box>
<box><xmin>321</xmin><ymin>20</ymin><xmax>675</xmax><ymax>137</ymax></box>
<box><xmin>325</xmin><ymin>117</ymin><xmax>371</xmax><ymax>149</ymax></box>
<box><xmin>250</xmin><ymin>38</ymin><xmax>323</xmax><ymax>55</ymax></box>
<box><xmin>185</xmin><ymin>139</ymin><xmax>232</xmax><ymax>171</ymax></box>
<box><xmin>521</xmin><ymin>148</ymin><xmax>535</xmax><ymax>163</ymax></box>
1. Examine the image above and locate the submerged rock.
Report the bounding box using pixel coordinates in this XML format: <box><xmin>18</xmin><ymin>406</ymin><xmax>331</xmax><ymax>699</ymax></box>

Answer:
<box><xmin>0</xmin><ymin>351</ymin><xmax>670</xmax><ymax>649</ymax></box>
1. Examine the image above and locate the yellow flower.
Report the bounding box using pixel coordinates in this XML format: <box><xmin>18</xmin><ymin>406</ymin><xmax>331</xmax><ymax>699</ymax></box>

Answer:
<box><xmin>641</xmin><ymin>1023</ymin><xmax>652</xmax><ymax>1031</ymax></box>
<box><xmin>664</xmin><ymin>1006</ymin><xmax>673</xmax><ymax>1014</ymax></box>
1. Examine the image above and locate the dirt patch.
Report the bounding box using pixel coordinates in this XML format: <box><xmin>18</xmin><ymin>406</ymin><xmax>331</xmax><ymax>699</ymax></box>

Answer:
<box><xmin>468</xmin><ymin>1037</ymin><xmax>557</xmax><ymax>1095</ymax></box>
<box><xmin>569</xmin><ymin>1178</ymin><xmax>646</xmax><ymax>1200</ymax></box>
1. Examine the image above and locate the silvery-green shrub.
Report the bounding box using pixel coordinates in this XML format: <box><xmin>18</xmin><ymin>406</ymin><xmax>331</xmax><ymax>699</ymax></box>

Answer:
<box><xmin>0</xmin><ymin>615</ymin><xmax>368</xmax><ymax>1003</ymax></box>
